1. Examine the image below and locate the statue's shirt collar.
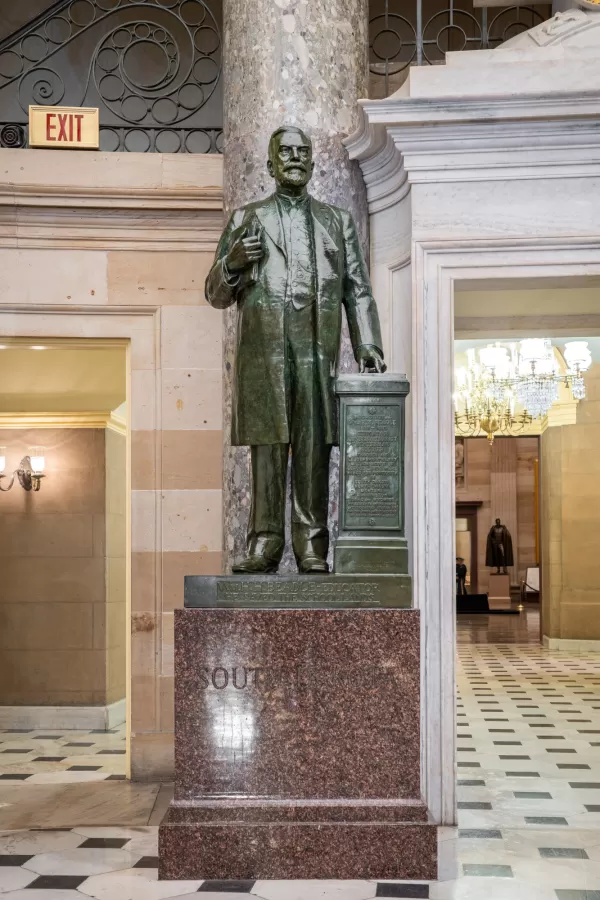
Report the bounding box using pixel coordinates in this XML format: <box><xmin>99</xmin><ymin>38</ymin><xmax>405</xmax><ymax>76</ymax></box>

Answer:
<box><xmin>275</xmin><ymin>190</ymin><xmax>310</xmax><ymax>210</ymax></box>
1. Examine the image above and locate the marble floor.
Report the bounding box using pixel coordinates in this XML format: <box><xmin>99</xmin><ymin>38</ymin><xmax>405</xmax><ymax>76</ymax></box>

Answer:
<box><xmin>0</xmin><ymin>723</ymin><xmax>127</xmax><ymax>784</ymax></box>
<box><xmin>1</xmin><ymin>606</ymin><xmax>600</xmax><ymax>899</ymax></box>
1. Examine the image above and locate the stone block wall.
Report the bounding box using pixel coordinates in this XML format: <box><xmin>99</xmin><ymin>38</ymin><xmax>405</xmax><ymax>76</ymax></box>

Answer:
<box><xmin>0</xmin><ymin>148</ymin><xmax>224</xmax><ymax>778</ymax></box>
<box><xmin>541</xmin><ymin>363</ymin><xmax>600</xmax><ymax>641</ymax></box>
<box><xmin>105</xmin><ymin>426</ymin><xmax>126</xmax><ymax>706</ymax></box>
<box><xmin>0</xmin><ymin>428</ymin><xmax>108</xmax><ymax>705</ymax></box>
<box><xmin>456</xmin><ymin>436</ymin><xmax>539</xmax><ymax>592</ymax></box>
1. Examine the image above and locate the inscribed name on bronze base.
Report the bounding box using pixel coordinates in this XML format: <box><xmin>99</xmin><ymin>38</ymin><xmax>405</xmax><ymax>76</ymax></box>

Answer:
<box><xmin>184</xmin><ymin>573</ymin><xmax>412</xmax><ymax>609</ymax></box>
<box><xmin>205</xmin><ymin>125</ymin><xmax>386</xmax><ymax>576</ymax></box>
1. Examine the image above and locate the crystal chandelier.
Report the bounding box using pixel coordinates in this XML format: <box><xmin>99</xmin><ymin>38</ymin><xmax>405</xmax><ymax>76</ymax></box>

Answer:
<box><xmin>454</xmin><ymin>347</ymin><xmax>531</xmax><ymax>444</ymax></box>
<box><xmin>454</xmin><ymin>340</ymin><xmax>592</xmax><ymax>444</ymax></box>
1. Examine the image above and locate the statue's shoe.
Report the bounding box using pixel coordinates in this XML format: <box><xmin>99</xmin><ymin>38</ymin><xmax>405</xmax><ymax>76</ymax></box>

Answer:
<box><xmin>232</xmin><ymin>554</ymin><xmax>279</xmax><ymax>574</ymax></box>
<box><xmin>298</xmin><ymin>555</ymin><xmax>329</xmax><ymax>574</ymax></box>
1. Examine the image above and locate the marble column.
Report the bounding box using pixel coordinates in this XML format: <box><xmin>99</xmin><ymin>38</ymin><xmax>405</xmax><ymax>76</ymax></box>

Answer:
<box><xmin>221</xmin><ymin>0</ymin><xmax>370</xmax><ymax>571</ymax></box>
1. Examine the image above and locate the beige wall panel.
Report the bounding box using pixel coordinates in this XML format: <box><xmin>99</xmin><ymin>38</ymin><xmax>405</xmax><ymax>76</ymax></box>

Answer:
<box><xmin>0</xmin><ymin>515</ymin><xmax>95</xmax><ymax>559</ymax></box>
<box><xmin>105</xmin><ymin>428</ymin><xmax>126</xmax><ymax>703</ymax></box>
<box><xmin>159</xmin><ymin>676</ymin><xmax>175</xmax><ymax>733</ymax></box>
<box><xmin>161</xmin><ymin>153</ymin><xmax>223</xmax><ymax>189</ymax></box>
<box><xmin>130</xmin><ymin>675</ymin><xmax>157</xmax><ymax>733</ymax></box>
<box><xmin>131</xmin><ymin>612</ymin><xmax>158</xmax><ymax>680</ymax></box>
<box><xmin>161</xmin><ymin>305</ymin><xmax>222</xmax><ymax>370</ymax></box>
<box><xmin>131</xmin><ymin>431</ymin><xmax>157</xmax><ymax>492</ymax></box>
<box><xmin>131</xmin><ymin>490</ymin><xmax>158</xmax><ymax>554</ymax></box>
<box><xmin>161</xmin><ymin>430</ymin><xmax>222</xmax><ymax>490</ymax></box>
<box><xmin>161</xmin><ymin>368</ymin><xmax>223</xmax><ymax>431</ymax></box>
<box><xmin>0</xmin><ymin>249</ymin><xmax>107</xmax><ymax>306</ymax></box>
<box><xmin>161</xmin><ymin>550</ymin><xmax>222</xmax><ymax>612</ymax></box>
<box><xmin>0</xmin><ymin>557</ymin><xmax>105</xmax><ymax>605</ymax></box>
<box><xmin>130</xmin><ymin>371</ymin><xmax>157</xmax><ymax>432</ymax></box>
<box><xmin>0</xmin><ymin>428</ymin><xmax>109</xmax><ymax>705</ymax></box>
<box><xmin>161</xmin><ymin>489</ymin><xmax>222</xmax><ymax>553</ymax></box>
<box><xmin>541</xmin><ymin>364</ymin><xmax>600</xmax><ymax>640</ymax></box>
<box><xmin>0</xmin><ymin>603</ymin><xmax>93</xmax><ymax>651</ymax></box>
<box><xmin>131</xmin><ymin>551</ymin><xmax>157</xmax><ymax>614</ymax></box>
<box><xmin>161</xmin><ymin>613</ymin><xmax>174</xmax><ymax>678</ymax></box>
<box><xmin>107</xmin><ymin>251</ymin><xmax>215</xmax><ymax>306</ymax></box>
<box><xmin>1</xmin><ymin>148</ymin><xmax>164</xmax><ymax>189</ymax></box>
<box><xmin>0</xmin><ymin>649</ymin><xmax>105</xmax><ymax>705</ymax></box>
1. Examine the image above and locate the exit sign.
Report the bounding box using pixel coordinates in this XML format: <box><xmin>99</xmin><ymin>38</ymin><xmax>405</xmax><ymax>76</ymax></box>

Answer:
<box><xmin>29</xmin><ymin>106</ymin><xmax>99</xmax><ymax>149</ymax></box>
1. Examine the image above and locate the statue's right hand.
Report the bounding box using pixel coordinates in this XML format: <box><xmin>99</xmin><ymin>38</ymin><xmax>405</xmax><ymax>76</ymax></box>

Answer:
<box><xmin>226</xmin><ymin>228</ymin><xmax>263</xmax><ymax>273</ymax></box>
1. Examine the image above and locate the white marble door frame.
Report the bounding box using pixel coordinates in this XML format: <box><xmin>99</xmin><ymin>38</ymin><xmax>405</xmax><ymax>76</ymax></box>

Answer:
<box><xmin>414</xmin><ymin>237</ymin><xmax>600</xmax><ymax>825</ymax></box>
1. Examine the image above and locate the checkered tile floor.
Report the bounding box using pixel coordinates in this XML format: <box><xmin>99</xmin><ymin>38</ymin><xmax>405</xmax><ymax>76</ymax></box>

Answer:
<box><xmin>0</xmin><ymin>722</ymin><xmax>126</xmax><ymax>783</ymax></box>
<box><xmin>1</xmin><ymin>618</ymin><xmax>600</xmax><ymax>898</ymax></box>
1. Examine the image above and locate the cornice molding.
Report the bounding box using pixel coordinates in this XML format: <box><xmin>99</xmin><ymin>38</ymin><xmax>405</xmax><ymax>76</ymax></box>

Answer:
<box><xmin>0</xmin><ymin>412</ymin><xmax>112</xmax><ymax>429</ymax></box>
<box><xmin>0</xmin><ymin>174</ymin><xmax>224</xmax><ymax>251</ymax></box>
<box><xmin>106</xmin><ymin>408</ymin><xmax>127</xmax><ymax>436</ymax></box>
<box><xmin>346</xmin><ymin>90</ymin><xmax>600</xmax><ymax>202</ymax></box>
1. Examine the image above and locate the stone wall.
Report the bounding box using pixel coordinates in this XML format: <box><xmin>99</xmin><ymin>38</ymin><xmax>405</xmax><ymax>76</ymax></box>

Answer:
<box><xmin>0</xmin><ymin>428</ymin><xmax>107</xmax><ymax>705</ymax></box>
<box><xmin>541</xmin><ymin>363</ymin><xmax>600</xmax><ymax>641</ymax></box>
<box><xmin>105</xmin><ymin>426</ymin><xmax>126</xmax><ymax>706</ymax></box>
<box><xmin>0</xmin><ymin>148</ymin><xmax>224</xmax><ymax>778</ymax></box>
<box><xmin>457</xmin><ymin>436</ymin><xmax>539</xmax><ymax>592</ymax></box>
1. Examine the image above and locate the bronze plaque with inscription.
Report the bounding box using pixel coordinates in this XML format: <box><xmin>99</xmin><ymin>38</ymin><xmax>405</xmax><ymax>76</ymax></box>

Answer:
<box><xmin>343</xmin><ymin>403</ymin><xmax>402</xmax><ymax>531</ymax></box>
<box><xmin>335</xmin><ymin>374</ymin><xmax>410</xmax><ymax>575</ymax></box>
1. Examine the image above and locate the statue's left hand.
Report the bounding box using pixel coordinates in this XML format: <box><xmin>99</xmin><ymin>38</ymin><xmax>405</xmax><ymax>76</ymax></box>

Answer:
<box><xmin>358</xmin><ymin>345</ymin><xmax>387</xmax><ymax>374</ymax></box>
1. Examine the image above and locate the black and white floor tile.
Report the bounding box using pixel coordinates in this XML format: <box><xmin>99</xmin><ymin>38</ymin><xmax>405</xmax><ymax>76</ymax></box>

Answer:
<box><xmin>0</xmin><ymin>723</ymin><xmax>127</xmax><ymax>783</ymax></box>
<box><xmin>1</xmin><ymin>616</ymin><xmax>600</xmax><ymax>898</ymax></box>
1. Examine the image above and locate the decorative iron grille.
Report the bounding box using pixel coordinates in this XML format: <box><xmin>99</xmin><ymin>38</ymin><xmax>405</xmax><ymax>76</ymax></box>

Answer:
<box><xmin>369</xmin><ymin>0</ymin><xmax>553</xmax><ymax>96</ymax></box>
<box><xmin>0</xmin><ymin>0</ymin><xmax>554</xmax><ymax>151</ymax></box>
<box><xmin>0</xmin><ymin>0</ymin><xmax>222</xmax><ymax>152</ymax></box>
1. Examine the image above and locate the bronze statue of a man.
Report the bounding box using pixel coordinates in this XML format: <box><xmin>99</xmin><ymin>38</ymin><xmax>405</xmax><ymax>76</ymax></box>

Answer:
<box><xmin>486</xmin><ymin>518</ymin><xmax>514</xmax><ymax>574</ymax></box>
<box><xmin>206</xmin><ymin>126</ymin><xmax>385</xmax><ymax>574</ymax></box>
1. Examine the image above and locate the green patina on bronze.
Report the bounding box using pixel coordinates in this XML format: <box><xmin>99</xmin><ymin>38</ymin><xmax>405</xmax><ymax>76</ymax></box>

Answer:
<box><xmin>206</xmin><ymin>126</ymin><xmax>386</xmax><ymax>575</ymax></box>
<box><xmin>335</xmin><ymin>374</ymin><xmax>410</xmax><ymax>576</ymax></box>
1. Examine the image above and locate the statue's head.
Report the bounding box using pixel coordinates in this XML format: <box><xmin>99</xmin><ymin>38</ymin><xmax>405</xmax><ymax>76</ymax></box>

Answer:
<box><xmin>495</xmin><ymin>518</ymin><xmax>501</xmax><ymax>526</ymax></box>
<box><xmin>267</xmin><ymin>126</ymin><xmax>314</xmax><ymax>189</ymax></box>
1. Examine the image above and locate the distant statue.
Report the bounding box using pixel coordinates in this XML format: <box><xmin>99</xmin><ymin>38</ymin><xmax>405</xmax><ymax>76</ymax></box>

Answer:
<box><xmin>486</xmin><ymin>518</ymin><xmax>514</xmax><ymax>574</ymax></box>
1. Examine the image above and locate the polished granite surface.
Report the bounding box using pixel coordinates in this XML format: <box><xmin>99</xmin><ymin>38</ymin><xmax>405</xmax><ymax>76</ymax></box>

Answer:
<box><xmin>161</xmin><ymin>608</ymin><xmax>435</xmax><ymax>880</ymax></box>
<box><xmin>1</xmin><ymin>606</ymin><xmax>600</xmax><ymax>898</ymax></box>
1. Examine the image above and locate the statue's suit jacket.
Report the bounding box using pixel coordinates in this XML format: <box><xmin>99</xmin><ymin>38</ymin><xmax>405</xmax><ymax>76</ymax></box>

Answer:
<box><xmin>205</xmin><ymin>192</ymin><xmax>383</xmax><ymax>447</ymax></box>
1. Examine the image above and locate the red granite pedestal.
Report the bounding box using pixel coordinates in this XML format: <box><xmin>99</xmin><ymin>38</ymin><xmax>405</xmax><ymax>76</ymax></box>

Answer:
<box><xmin>159</xmin><ymin>606</ymin><xmax>437</xmax><ymax>880</ymax></box>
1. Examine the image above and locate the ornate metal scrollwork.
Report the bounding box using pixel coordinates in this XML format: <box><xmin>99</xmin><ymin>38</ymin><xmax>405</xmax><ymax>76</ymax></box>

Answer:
<box><xmin>370</xmin><ymin>1</ymin><xmax>550</xmax><ymax>95</ymax></box>
<box><xmin>0</xmin><ymin>123</ymin><xmax>26</xmax><ymax>149</ymax></box>
<box><xmin>0</xmin><ymin>0</ymin><xmax>222</xmax><ymax>152</ymax></box>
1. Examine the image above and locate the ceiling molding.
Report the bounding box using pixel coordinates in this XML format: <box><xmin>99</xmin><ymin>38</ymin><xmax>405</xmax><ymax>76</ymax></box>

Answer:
<box><xmin>0</xmin><ymin>412</ymin><xmax>111</xmax><ymax>429</ymax></box>
<box><xmin>106</xmin><ymin>409</ymin><xmax>127</xmax><ymax>436</ymax></box>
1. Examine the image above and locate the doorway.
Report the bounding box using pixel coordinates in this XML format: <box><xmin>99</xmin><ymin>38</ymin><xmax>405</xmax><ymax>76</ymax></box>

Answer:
<box><xmin>449</xmin><ymin>274</ymin><xmax>600</xmax><ymax>877</ymax></box>
<box><xmin>0</xmin><ymin>339</ymin><xmax>128</xmax><ymax>782</ymax></box>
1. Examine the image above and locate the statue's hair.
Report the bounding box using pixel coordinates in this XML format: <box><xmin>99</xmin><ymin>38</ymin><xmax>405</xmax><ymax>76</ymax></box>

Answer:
<box><xmin>268</xmin><ymin>126</ymin><xmax>311</xmax><ymax>160</ymax></box>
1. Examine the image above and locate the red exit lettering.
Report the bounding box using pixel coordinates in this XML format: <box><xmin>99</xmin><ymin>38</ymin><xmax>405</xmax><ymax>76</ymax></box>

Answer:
<box><xmin>45</xmin><ymin>112</ymin><xmax>85</xmax><ymax>143</ymax></box>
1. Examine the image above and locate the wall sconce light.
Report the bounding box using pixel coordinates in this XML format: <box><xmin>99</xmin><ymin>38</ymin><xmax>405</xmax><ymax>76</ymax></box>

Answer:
<box><xmin>0</xmin><ymin>447</ymin><xmax>46</xmax><ymax>492</ymax></box>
